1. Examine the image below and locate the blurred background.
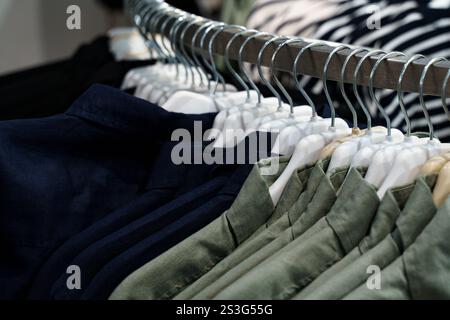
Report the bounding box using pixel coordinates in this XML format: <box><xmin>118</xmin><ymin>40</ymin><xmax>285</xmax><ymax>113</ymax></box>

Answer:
<box><xmin>0</xmin><ymin>0</ymin><xmax>127</xmax><ymax>75</ymax></box>
<box><xmin>0</xmin><ymin>0</ymin><xmax>224</xmax><ymax>75</ymax></box>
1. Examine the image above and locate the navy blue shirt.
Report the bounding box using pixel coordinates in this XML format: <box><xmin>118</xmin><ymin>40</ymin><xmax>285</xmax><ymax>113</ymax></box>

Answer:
<box><xmin>27</xmin><ymin>139</ymin><xmax>222</xmax><ymax>300</ymax></box>
<box><xmin>0</xmin><ymin>84</ymin><xmax>217</xmax><ymax>299</ymax></box>
<box><xmin>47</xmin><ymin>130</ymin><xmax>275</xmax><ymax>300</ymax></box>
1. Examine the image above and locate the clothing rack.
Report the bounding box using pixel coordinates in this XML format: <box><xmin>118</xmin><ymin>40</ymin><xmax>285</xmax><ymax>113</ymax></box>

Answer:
<box><xmin>128</xmin><ymin>0</ymin><xmax>450</xmax><ymax>98</ymax></box>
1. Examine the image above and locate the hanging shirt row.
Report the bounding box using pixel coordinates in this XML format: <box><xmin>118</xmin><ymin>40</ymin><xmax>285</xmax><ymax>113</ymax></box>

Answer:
<box><xmin>1</xmin><ymin>0</ymin><xmax>450</xmax><ymax>300</ymax></box>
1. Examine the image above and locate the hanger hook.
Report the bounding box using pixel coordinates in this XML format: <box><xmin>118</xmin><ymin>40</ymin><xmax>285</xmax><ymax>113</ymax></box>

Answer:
<box><xmin>157</xmin><ymin>10</ymin><xmax>175</xmax><ymax>57</ymax></box>
<box><xmin>200</xmin><ymin>22</ymin><xmax>227</xmax><ymax>93</ymax></box>
<box><xmin>170</xmin><ymin>15</ymin><xmax>192</xmax><ymax>83</ymax></box>
<box><xmin>397</xmin><ymin>54</ymin><xmax>426</xmax><ymax>137</ymax></box>
<box><xmin>323</xmin><ymin>44</ymin><xmax>353</xmax><ymax>128</ymax></box>
<box><xmin>238</xmin><ymin>31</ymin><xmax>271</xmax><ymax>105</ymax></box>
<box><xmin>136</xmin><ymin>2</ymin><xmax>163</xmax><ymax>59</ymax></box>
<box><xmin>162</xmin><ymin>14</ymin><xmax>184</xmax><ymax>78</ymax></box>
<box><xmin>420</xmin><ymin>57</ymin><xmax>448</xmax><ymax>140</ymax></box>
<box><xmin>153</xmin><ymin>10</ymin><xmax>178</xmax><ymax>68</ymax></box>
<box><xmin>269</xmin><ymin>38</ymin><xmax>300</xmax><ymax>114</ymax></box>
<box><xmin>223</xmin><ymin>27</ymin><xmax>252</xmax><ymax>101</ymax></box>
<box><xmin>209</xmin><ymin>23</ymin><xmax>238</xmax><ymax>94</ymax></box>
<box><xmin>179</xmin><ymin>15</ymin><xmax>206</xmax><ymax>88</ymax></box>
<box><xmin>136</xmin><ymin>1</ymin><xmax>161</xmax><ymax>35</ymax></box>
<box><xmin>257</xmin><ymin>35</ymin><xmax>290</xmax><ymax>110</ymax></box>
<box><xmin>293</xmin><ymin>41</ymin><xmax>330</xmax><ymax>118</ymax></box>
<box><xmin>191</xmin><ymin>21</ymin><xmax>215</xmax><ymax>90</ymax></box>
<box><xmin>369</xmin><ymin>51</ymin><xmax>405</xmax><ymax>138</ymax></box>
<box><xmin>352</xmin><ymin>49</ymin><xmax>386</xmax><ymax>131</ymax></box>
<box><xmin>146</xmin><ymin>7</ymin><xmax>171</xmax><ymax>61</ymax></box>
<box><xmin>340</xmin><ymin>47</ymin><xmax>368</xmax><ymax>130</ymax></box>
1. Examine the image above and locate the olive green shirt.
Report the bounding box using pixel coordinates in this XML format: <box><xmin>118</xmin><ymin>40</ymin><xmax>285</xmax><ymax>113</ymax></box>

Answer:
<box><xmin>296</xmin><ymin>176</ymin><xmax>437</xmax><ymax>299</ymax></box>
<box><xmin>176</xmin><ymin>158</ymin><xmax>332</xmax><ymax>299</ymax></box>
<box><xmin>109</xmin><ymin>156</ymin><xmax>304</xmax><ymax>300</ymax></box>
<box><xmin>184</xmin><ymin>160</ymin><xmax>349</xmax><ymax>300</ymax></box>
<box><xmin>214</xmin><ymin>168</ymin><xmax>381</xmax><ymax>300</ymax></box>
<box><xmin>344</xmin><ymin>193</ymin><xmax>449</xmax><ymax>300</ymax></box>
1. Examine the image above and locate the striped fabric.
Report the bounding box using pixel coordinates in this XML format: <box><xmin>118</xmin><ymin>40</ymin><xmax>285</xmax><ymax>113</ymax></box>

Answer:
<box><xmin>246</xmin><ymin>0</ymin><xmax>450</xmax><ymax>140</ymax></box>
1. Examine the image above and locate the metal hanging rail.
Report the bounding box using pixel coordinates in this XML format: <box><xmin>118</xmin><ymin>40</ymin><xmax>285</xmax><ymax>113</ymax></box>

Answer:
<box><xmin>128</xmin><ymin>0</ymin><xmax>450</xmax><ymax>97</ymax></box>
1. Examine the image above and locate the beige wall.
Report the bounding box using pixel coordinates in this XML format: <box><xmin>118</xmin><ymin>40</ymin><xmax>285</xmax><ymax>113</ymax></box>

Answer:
<box><xmin>0</xmin><ymin>0</ymin><xmax>125</xmax><ymax>75</ymax></box>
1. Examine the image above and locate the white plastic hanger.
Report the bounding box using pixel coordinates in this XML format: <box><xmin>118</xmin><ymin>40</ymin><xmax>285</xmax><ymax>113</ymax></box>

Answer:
<box><xmin>159</xmin><ymin>19</ymin><xmax>216</xmax><ymax>106</ymax></box>
<box><xmin>150</xmin><ymin>16</ymin><xmax>204</xmax><ymax>104</ymax></box>
<box><xmin>348</xmin><ymin>50</ymin><xmax>407</xmax><ymax>171</ymax></box>
<box><xmin>243</xmin><ymin>37</ymin><xmax>314</xmax><ymax>133</ymax></box>
<box><xmin>207</xmin><ymin>28</ymin><xmax>261</xmax><ymax>140</ymax></box>
<box><xmin>364</xmin><ymin>53</ymin><xmax>430</xmax><ymax>188</ymax></box>
<box><xmin>213</xmin><ymin>34</ymin><xmax>288</xmax><ymax>147</ymax></box>
<box><xmin>247</xmin><ymin>38</ymin><xmax>321</xmax><ymax>135</ymax></box>
<box><xmin>133</xmin><ymin>11</ymin><xmax>211</xmax><ymax>105</ymax></box>
<box><xmin>214</xmin><ymin>33</ymin><xmax>311</xmax><ymax>148</ymax></box>
<box><xmin>153</xmin><ymin>15</ymin><xmax>213</xmax><ymax>105</ymax></box>
<box><xmin>133</xmin><ymin>8</ymin><xmax>190</xmax><ymax>100</ymax></box>
<box><xmin>166</xmin><ymin>20</ymin><xmax>243</xmax><ymax>106</ymax></box>
<box><xmin>270</xmin><ymin>41</ymin><xmax>349</xmax><ymax>159</ymax></box>
<box><xmin>161</xmin><ymin>20</ymin><xmax>243</xmax><ymax>113</ymax></box>
<box><xmin>122</xmin><ymin>4</ymin><xmax>178</xmax><ymax>90</ymax></box>
<box><xmin>162</xmin><ymin>21</ymin><xmax>226</xmax><ymax>113</ymax></box>
<box><xmin>326</xmin><ymin>48</ymin><xmax>403</xmax><ymax>175</ymax></box>
<box><xmin>246</xmin><ymin>38</ymin><xmax>324</xmax><ymax>135</ymax></box>
<box><xmin>378</xmin><ymin>57</ymin><xmax>450</xmax><ymax>199</ymax></box>
<box><xmin>269</xmin><ymin>44</ymin><xmax>356</xmax><ymax>205</ymax></box>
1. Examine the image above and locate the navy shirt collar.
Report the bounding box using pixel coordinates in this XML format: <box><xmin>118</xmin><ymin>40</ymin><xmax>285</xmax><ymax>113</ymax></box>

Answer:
<box><xmin>66</xmin><ymin>84</ymin><xmax>217</xmax><ymax>139</ymax></box>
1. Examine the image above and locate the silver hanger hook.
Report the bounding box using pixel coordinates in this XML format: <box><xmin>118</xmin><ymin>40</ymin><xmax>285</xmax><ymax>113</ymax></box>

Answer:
<box><xmin>134</xmin><ymin>0</ymin><xmax>159</xmax><ymax>30</ymax></box>
<box><xmin>323</xmin><ymin>44</ymin><xmax>353</xmax><ymax>128</ymax></box>
<box><xmin>160</xmin><ymin>13</ymin><xmax>183</xmax><ymax>77</ymax></box>
<box><xmin>269</xmin><ymin>38</ymin><xmax>298</xmax><ymax>113</ymax></box>
<box><xmin>208</xmin><ymin>23</ymin><xmax>232</xmax><ymax>94</ymax></box>
<box><xmin>161</xmin><ymin>12</ymin><xmax>180</xmax><ymax>60</ymax></box>
<box><xmin>191</xmin><ymin>21</ymin><xmax>215</xmax><ymax>90</ymax></box>
<box><xmin>178</xmin><ymin>15</ymin><xmax>205</xmax><ymax>88</ymax></box>
<box><xmin>200</xmin><ymin>22</ymin><xmax>227</xmax><ymax>93</ymax></box>
<box><xmin>141</xmin><ymin>5</ymin><xmax>168</xmax><ymax>60</ymax></box>
<box><xmin>170</xmin><ymin>15</ymin><xmax>192</xmax><ymax>83</ymax></box>
<box><xmin>420</xmin><ymin>57</ymin><xmax>448</xmax><ymax>140</ymax></box>
<box><xmin>293</xmin><ymin>41</ymin><xmax>330</xmax><ymax>118</ymax></box>
<box><xmin>239</xmin><ymin>31</ymin><xmax>271</xmax><ymax>105</ymax></box>
<box><xmin>340</xmin><ymin>47</ymin><xmax>368</xmax><ymax>129</ymax></box>
<box><xmin>397</xmin><ymin>54</ymin><xmax>426</xmax><ymax>137</ymax></box>
<box><xmin>151</xmin><ymin>10</ymin><xmax>176</xmax><ymax>65</ymax></box>
<box><xmin>134</xmin><ymin>2</ymin><xmax>155</xmax><ymax>34</ymax></box>
<box><xmin>369</xmin><ymin>51</ymin><xmax>405</xmax><ymax>138</ymax></box>
<box><xmin>257</xmin><ymin>35</ymin><xmax>290</xmax><ymax>110</ymax></box>
<box><xmin>352</xmin><ymin>49</ymin><xmax>386</xmax><ymax>131</ymax></box>
<box><xmin>223</xmin><ymin>26</ymin><xmax>252</xmax><ymax>101</ymax></box>
<box><xmin>148</xmin><ymin>9</ymin><xmax>169</xmax><ymax>59</ymax></box>
<box><xmin>442</xmin><ymin>64</ymin><xmax>450</xmax><ymax>122</ymax></box>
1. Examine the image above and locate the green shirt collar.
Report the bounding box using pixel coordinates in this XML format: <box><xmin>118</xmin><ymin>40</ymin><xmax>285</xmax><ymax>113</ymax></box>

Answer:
<box><xmin>227</xmin><ymin>156</ymin><xmax>289</xmax><ymax>244</ymax></box>
<box><xmin>271</xmin><ymin>162</ymin><xmax>314</xmax><ymax>222</ymax></box>
<box><xmin>359</xmin><ymin>182</ymin><xmax>415</xmax><ymax>253</ymax></box>
<box><xmin>327</xmin><ymin>168</ymin><xmax>380</xmax><ymax>253</ymax></box>
<box><xmin>278</xmin><ymin>159</ymin><xmax>327</xmax><ymax>223</ymax></box>
<box><xmin>395</xmin><ymin>175</ymin><xmax>437</xmax><ymax>249</ymax></box>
